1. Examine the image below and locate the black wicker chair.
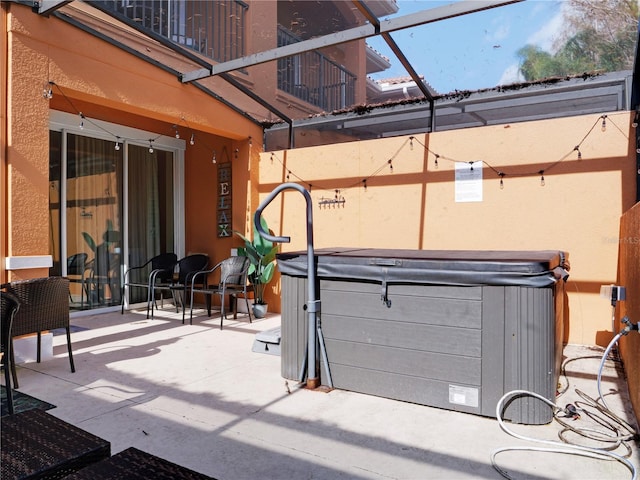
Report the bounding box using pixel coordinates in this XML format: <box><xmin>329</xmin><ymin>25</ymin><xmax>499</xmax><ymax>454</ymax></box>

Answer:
<box><xmin>189</xmin><ymin>256</ymin><xmax>253</xmax><ymax>328</ymax></box>
<box><xmin>120</xmin><ymin>253</ymin><xmax>178</xmax><ymax>316</ymax></box>
<box><xmin>1</xmin><ymin>291</ymin><xmax>20</xmax><ymax>415</ymax></box>
<box><xmin>149</xmin><ymin>254</ymin><xmax>208</xmax><ymax>323</ymax></box>
<box><xmin>67</xmin><ymin>253</ymin><xmax>90</xmax><ymax>309</ymax></box>
<box><xmin>3</xmin><ymin>277</ymin><xmax>75</xmax><ymax>388</ymax></box>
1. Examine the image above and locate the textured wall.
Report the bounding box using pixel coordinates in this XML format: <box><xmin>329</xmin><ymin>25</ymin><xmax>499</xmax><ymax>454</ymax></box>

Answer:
<box><xmin>258</xmin><ymin>113</ymin><xmax>637</xmax><ymax>345</ymax></box>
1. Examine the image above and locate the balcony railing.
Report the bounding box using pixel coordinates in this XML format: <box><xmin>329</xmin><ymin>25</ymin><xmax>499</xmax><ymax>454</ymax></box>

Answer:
<box><xmin>277</xmin><ymin>26</ymin><xmax>356</xmax><ymax>112</ymax></box>
<box><xmin>92</xmin><ymin>0</ymin><xmax>247</xmax><ymax>62</ymax></box>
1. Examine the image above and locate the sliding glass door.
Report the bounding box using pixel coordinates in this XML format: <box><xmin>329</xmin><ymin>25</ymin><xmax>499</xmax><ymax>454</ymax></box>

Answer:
<box><xmin>49</xmin><ymin>112</ymin><xmax>182</xmax><ymax>312</ymax></box>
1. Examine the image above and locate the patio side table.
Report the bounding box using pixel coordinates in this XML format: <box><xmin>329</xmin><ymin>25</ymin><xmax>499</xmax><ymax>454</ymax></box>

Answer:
<box><xmin>65</xmin><ymin>447</ymin><xmax>216</xmax><ymax>479</ymax></box>
<box><xmin>1</xmin><ymin>409</ymin><xmax>111</xmax><ymax>479</ymax></box>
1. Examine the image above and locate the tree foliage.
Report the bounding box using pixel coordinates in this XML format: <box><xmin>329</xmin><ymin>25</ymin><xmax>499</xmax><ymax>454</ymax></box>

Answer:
<box><xmin>518</xmin><ymin>0</ymin><xmax>639</xmax><ymax>81</ymax></box>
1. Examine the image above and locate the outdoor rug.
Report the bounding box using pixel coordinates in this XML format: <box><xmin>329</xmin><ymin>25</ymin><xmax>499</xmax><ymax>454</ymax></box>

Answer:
<box><xmin>1</xmin><ymin>385</ymin><xmax>56</xmax><ymax>417</ymax></box>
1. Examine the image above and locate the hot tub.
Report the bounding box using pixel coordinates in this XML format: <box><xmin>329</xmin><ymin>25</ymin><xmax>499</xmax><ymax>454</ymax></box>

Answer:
<box><xmin>277</xmin><ymin>248</ymin><xmax>569</xmax><ymax>425</ymax></box>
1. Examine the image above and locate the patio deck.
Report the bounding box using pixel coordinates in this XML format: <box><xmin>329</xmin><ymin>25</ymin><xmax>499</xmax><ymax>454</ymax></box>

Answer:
<box><xmin>7</xmin><ymin>307</ymin><xmax>639</xmax><ymax>479</ymax></box>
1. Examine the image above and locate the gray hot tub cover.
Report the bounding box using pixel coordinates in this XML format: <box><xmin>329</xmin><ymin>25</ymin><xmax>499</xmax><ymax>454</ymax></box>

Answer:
<box><xmin>276</xmin><ymin>248</ymin><xmax>569</xmax><ymax>288</ymax></box>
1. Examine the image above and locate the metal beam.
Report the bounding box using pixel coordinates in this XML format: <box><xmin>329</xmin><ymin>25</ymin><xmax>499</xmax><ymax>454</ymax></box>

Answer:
<box><xmin>34</xmin><ymin>0</ymin><xmax>73</xmax><ymax>16</ymax></box>
<box><xmin>182</xmin><ymin>0</ymin><xmax>523</xmax><ymax>83</ymax></box>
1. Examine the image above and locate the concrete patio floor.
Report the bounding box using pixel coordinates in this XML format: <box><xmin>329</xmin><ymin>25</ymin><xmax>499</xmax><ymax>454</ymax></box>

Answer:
<box><xmin>7</xmin><ymin>306</ymin><xmax>640</xmax><ymax>480</ymax></box>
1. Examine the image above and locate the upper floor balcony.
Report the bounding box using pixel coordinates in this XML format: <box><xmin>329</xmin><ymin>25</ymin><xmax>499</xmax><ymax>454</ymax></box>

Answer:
<box><xmin>92</xmin><ymin>0</ymin><xmax>248</xmax><ymax>63</ymax></box>
<box><xmin>93</xmin><ymin>1</ymin><xmax>356</xmax><ymax>113</ymax></box>
<box><xmin>277</xmin><ymin>26</ymin><xmax>356</xmax><ymax>112</ymax></box>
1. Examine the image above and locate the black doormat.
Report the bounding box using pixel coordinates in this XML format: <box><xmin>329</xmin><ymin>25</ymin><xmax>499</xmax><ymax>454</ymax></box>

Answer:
<box><xmin>1</xmin><ymin>385</ymin><xmax>56</xmax><ymax>417</ymax></box>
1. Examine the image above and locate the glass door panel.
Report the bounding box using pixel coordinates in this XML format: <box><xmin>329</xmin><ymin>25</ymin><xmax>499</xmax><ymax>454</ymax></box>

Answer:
<box><xmin>66</xmin><ymin>133</ymin><xmax>123</xmax><ymax>310</ymax></box>
<box><xmin>125</xmin><ymin>144</ymin><xmax>174</xmax><ymax>306</ymax></box>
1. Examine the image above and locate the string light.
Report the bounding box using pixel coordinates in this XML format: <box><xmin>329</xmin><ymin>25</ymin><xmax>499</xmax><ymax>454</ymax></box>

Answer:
<box><xmin>434</xmin><ymin>154</ymin><xmax>439</xmax><ymax>169</ymax></box>
<box><xmin>388</xmin><ymin>159</ymin><xmax>393</xmax><ymax>172</ymax></box>
<box><xmin>409</xmin><ymin>136</ymin><xmax>414</xmax><ymax>150</ymax></box>
<box><xmin>286</xmin><ymin>171</ymin><xmax>290</xmax><ymax>181</ymax></box>
<box><xmin>636</xmin><ymin>138</ymin><xmax>640</xmax><ymax>154</ymax></box>
<box><xmin>48</xmin><ymin>83</ymin><xmax>221</xmax><ymax>163</ymax></box>
<box><xmin>362</xmin><ymin>179</ymin><xmax>367</xmax><ymax>191</ymax></box>
<box><xmin>43</xmin><ymin>81</ymin><xmax>53</xmax><ymax>99</ymax></box>
<box><xmin>270</xmin><ymin>153</ymin><xmax>274</xmax><ymax>163</ymax></box>
<box><xmin>212</xmin><ymin>151</ymin><xmax>217</xmax><ymax>164</ymax></box>
<box><xmin>601</xmin><ymin>115</ymin><xmax>607</xmax><ymax>132</ymax></box>
<box><xmin>633</xmin><ymin>110</ymin><xmax>639</xmax><ymax>128</ymax></box>
<box><xmin>539</xmin><ymin>170</ymin><xmax>545</xmax><ymax>187</ymax></box>
<box><xmin>574</xmin><ymin>145</ymin><xmax>582</xmax><ymax>160</ymax></box>
<box><xmin>499</xmin><ymin>172</ymin><xmax>505</xmax><ymax>189</ymax></box>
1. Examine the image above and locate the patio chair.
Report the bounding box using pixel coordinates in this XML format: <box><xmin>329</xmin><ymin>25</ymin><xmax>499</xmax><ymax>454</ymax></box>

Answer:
<box><xmin>3</xmin><ymin>277</ymin><xmax>75</xmax><ymax>388</ymax></box>
<box><xmin>86</xmin><ymin>243</ymin><xmax>121</xmax><ymax>307</ymax></box>
<box><xmin>1</xmin><ymin>291</ymin><xmax>20</xmax><ymax>415</ymax></box>
<box><xmin>189</xmin><ymin>256</ymin><xmax>253</xmax><ymax>329</ymax></box>
<box><xmin>120</xmin><ymin>252</ymin><xmax>178</xmax><ymax>316</ymax></box>
<box><xmin>67</xmin><ymin>253</ymin><xmax>90</xmax><ymax>309</ymax></box>
<box><xmin>149</xmin><ymin>254</ymin><xmax>208</xmax><ymax>323</ymax></box>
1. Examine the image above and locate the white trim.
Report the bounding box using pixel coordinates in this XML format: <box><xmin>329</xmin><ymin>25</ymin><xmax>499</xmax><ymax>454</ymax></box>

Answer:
<box><xmin>5</xmin><ymin>255</ymin><xmax>53</xmax><ymax>270</ymax></box>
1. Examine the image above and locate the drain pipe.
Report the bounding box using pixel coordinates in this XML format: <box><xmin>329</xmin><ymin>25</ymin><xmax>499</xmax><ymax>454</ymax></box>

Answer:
<box><xmin>254</xmin><ymin>182</ymin><xmax>323</xmax><ymax>389</ymax></box>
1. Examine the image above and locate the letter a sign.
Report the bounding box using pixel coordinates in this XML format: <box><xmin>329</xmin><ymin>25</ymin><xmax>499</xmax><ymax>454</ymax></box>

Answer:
<box><xmin>217</xmin><ymin>163</ymin><xmax>232</xmax><ymax>237</ymax></box>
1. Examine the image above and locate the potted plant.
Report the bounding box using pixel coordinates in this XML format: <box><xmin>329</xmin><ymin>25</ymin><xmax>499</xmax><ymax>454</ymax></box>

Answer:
<box><xmin>234</xmin><ymin>217</ymin><xmax>278</xmax><ymax>318</ymax></box>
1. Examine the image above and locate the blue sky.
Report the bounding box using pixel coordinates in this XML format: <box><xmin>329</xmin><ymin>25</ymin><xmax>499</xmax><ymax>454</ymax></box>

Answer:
<box><xmin>367</xmin><ymin>0</ymin><xmax>565</xmax><ymax>93</ymax></box>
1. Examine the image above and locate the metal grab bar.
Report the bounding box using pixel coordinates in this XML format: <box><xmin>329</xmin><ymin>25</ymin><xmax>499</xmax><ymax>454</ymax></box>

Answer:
<box><xmin>254</xmin><ymin>182</ymin><xmax>332</xmax><ymax>389</ymax></box>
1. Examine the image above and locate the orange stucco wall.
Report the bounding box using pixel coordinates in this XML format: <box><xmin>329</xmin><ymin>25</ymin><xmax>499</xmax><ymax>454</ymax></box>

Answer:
<box><xmin>2</xmin><ymin>3</ymin><xmax>262</xmax><ymax>283</ymax></box>
<box><xmin>258</xmin><ymin>113</ymin><xmax>637</xmax><ymax>346</ymax></box>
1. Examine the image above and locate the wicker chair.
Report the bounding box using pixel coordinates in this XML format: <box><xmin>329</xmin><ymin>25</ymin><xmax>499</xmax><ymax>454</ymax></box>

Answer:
<box><xmin>189</xmin><ymin>256</ymin><xmax>253</xmax><ymax>329</ymax></box>
<box><xmin>3</xmin><ymin>277</ymin><xmax>75</xmax><ymax>388</ymax></box>
<box><xmin>120</xmin><ymin>253</ymin><xmax>178</xmax><ymax>316</ymax></box>
<box><xmin>149</xmin><ymin>254</ymin><xmax>208</xmax><ymax>323</ymax></box>
<box><xmin>1</xmin><ymin>292</ymin><xmax>19</xmax><ymax>415</ymax></box>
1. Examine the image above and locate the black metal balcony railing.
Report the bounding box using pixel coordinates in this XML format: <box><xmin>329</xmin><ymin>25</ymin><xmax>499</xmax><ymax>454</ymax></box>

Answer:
<box><xmin>92</xmin><ymin>0</ymin><xmax>247</xmax><ymax>63</ymax></box>
<box><xmin>277</xmin><ymin>26</ymin><xmax>356</xmax><ymax>112</ymax></box>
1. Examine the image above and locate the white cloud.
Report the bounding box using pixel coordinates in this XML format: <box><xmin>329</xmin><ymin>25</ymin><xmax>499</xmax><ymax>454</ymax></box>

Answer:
<box><xmin>498</xmin><ymin>63</ymin><xmax>524</xmax><ymax>86</ymax></box>
<box><xmin>526</xmin><ymin>6</ymin><xmax>565</xmax><ymax>52</ymax></box>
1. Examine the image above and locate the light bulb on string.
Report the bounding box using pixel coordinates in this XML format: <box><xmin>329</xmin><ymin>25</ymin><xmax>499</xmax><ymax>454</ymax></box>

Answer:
<box><xmin>469</xmin><ymin>161</ymin><xmax>474</xmax><ymax>171</ymax></box>
<box><xmin>173</xmin><ymin>125</ymin><xmax>180</xmax><ymax>139</ymax></box>
<box><xmin>43</xmin><ymin>82</ymin><xmax>53</xmax><ymax>99</ymax></box>
<box><xmin>636</xmin><ymin>137</ymin><xmax>640</xmax><ymax>154</ymax></box>
<box><xmin>409</xmin><ymin>137</ymin><xmax>414</xmax><ymax>151</ymax></box>
<box><xmin>286</xmin><ymin>171</ymin><xmax>290</xmax><ymax>181</ymax></box>
<box><xmin>148</xmin><ymin>140</ymin><xmax>154</xmax><ymax>154</ymax></box>
<box><xmin>539</xmin><ymin>170</ymin><xmax>545</xmax><ymax>187</ymax></box>
<box><xmin>114</xmin><ymin>137</ymin><xmax>121</xmax><ymax>151</ymax></box>
<box><xmin>434</xmin><ymin>154</ymin><xmax>439</xmax><ymax>169</ymax></box>
<box><xmin>601</xmin><ymin>115</ymin><xmax>607</xmax><ymax>132</ymax></box>
<box><xmin>79</xmin><ymin>113</ymin><xmax>85</xmax><ymax>130</ymax></box>
<box><xmin>388</xmin><ymin>159</ymin><xmax>393</xmax><ymax>172</ymax></box>
<box><xmin>574</xmin><ymin>145</ymin><xmax>581</xmax><ymax>160</ymax></box>
<box><xmin>189</xmin><ymin>133</ymin><xmax>195</xmax><ymax>146</ymax></box>
<box><xmin>499</xmin><ymin>172</ymin><xmax>505</xmax><ymax>190</ymax></box>
<box><xmin>633</xmin><ymin>111</ymin><xmax>639</xmax><ymax>128</ymax></box>
<box><xmin>270</xmin><ymin>153</ymin><xmax>274</xmax><ymax>163</ymax></box>
<box><xmin>212</xmin><ymin>151</ymin><xmax>217</xmax><ymax>164</ymax></box>
<box><xmin>362</xmin><ymin>179</ymin><xmax>367</xmax><ymax>192</ymax></box>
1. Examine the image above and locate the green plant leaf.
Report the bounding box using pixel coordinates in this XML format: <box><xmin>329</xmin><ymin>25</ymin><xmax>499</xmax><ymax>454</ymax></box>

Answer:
<box><xmin>82</xmin><ymin>232</ymin><xmax>97</xmax><ymax>252</ymax></box>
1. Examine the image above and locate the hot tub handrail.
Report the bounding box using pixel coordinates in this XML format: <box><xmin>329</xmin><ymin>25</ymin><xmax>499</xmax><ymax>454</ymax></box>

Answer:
<box><xmin>254</xmin><ymin>182</ymin><xmax>331</xmax><ymax>389</ymax></box>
